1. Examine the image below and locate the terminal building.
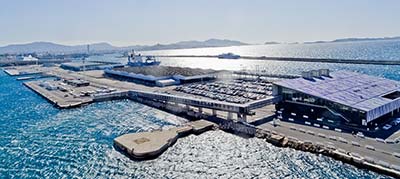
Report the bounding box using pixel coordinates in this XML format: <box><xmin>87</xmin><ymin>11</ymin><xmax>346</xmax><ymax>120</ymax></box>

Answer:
<box><xmin>273</xmin><ymin>69</ymin><xmax>400</xmax><ymax>128</ymax></box>
<box><xmin>61</xmin><ymin>61</ymin><xmax>123</xmax><ymax>71</ymax></box>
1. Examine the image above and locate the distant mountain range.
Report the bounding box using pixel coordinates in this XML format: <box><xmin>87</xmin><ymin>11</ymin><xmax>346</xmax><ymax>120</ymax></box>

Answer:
<box><xmin>0</xmin><ymin>39</ymin><xmax>248</xmax><ymax>54</ymax></box>
<box><xmin>304</xmin><ymin>36</ymin><xmax>400</xmax><ymax>44</ymax></box>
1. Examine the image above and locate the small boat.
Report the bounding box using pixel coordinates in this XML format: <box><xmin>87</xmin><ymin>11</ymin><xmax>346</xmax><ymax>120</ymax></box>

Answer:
<box><xmin>217</xmin><ymin>53</ymin><xmax>240</xmax><ymax>59</ymax></box>
<box><xmin>127</xmin><ymin>50</ymin><xmax>161</xmax><ymax>67</ymax></box>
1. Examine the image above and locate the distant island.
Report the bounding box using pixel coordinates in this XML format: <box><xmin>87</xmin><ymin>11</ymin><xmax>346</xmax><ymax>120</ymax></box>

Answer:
<box><xmin>0</xmin><ymin>39</ymin><xmax>248</xmax><ymax>54</ymax></box>
<box><xmin>304</xmin><ymin>36</ymin><xmax>400</xmax><ymax>44</ymax></box>
<box><xmin>264</xmin><ymin>41</ymin><xmax>280</xmax><ymax>45</ymax></box>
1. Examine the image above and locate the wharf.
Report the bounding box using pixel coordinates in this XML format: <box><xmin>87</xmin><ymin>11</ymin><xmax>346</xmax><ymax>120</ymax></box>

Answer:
<box><xmin>24</xmin><ymin>81</ymin><xmax>92</xmax><ymax>108</ymax></box>
<box><xmin>4</xmin><ymin>69</ymin><xmax>20</xmax><ymax>76</ymax></box>
<box><xmin>3</xmin><ymin>65</ymin><xmax>54</xmax><ymax>76</ymax></box>
<box><xmin>0</xmin><ymin>59</ymin><xmax>71</xmax><ymax>67</ymax></box>
<box><xmin>17</xmin><ymin>75</ymin><xmax>53</xmax><ymax>81</ymax></box>
<box><xmin>114</xmin><ymin>119</ymin><xmax>216</xmax><ymax>159</ymax></box>
<box><xmin>4</xmin><ymin>69</ymin><xmax>42</xmax><ymax>76</ymax></box>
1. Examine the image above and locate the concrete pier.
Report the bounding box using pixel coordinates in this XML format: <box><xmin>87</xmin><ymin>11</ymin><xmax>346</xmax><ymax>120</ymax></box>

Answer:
<box><xmin>114</xmin><ymin>120</ymin><xmax>216</xmax><ymax>159</ymax></box>
<box><xmin>0</xmin><ymin>59</ymin><xmax>71</xmax><ymax>67</ymax></box>
<box><xmin>24</xmin><ymin>81</ymin><xmax>92</xmax><ymax>108</ymax></box>
<box><xmin>23</xmin><ymin>80</ymin><xmax>127</xmax><ymax>108</ymax></box>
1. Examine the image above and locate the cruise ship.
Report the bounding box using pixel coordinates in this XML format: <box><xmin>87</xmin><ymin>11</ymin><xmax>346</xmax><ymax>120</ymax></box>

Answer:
<box><xmin>127</xmin><ymin>50</ymin><xmax>161</xmax><ymax>67</ymax></box>
<box><xmin>217</xmin><ymin>53</ymin><xmax>240</xmax><ymax>59</ymax></box>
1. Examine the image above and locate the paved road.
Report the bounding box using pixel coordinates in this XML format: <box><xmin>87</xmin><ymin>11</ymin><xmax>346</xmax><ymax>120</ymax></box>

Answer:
<box><xmin>258</xmin><ymin>120</ymin><xmax>400</xmax><ymax>168</ymax></box>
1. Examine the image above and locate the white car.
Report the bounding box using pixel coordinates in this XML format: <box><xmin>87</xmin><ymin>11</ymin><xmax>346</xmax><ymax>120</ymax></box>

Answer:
<box><xmin>382</xmin><ymin>124</ymin><xmax>392</xmax><ymax>130</ymax></box>
<box><xmin>392</xmin><ymin>118</ymin><xmax>400</xmax><ymax>125</ymax></box>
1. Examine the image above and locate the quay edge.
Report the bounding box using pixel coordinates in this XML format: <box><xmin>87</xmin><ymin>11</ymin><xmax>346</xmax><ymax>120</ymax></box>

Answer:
<box><xmin>254</xmin><ymin>128</ymin><xmax>400</xmax><ymax>178</ymax></box>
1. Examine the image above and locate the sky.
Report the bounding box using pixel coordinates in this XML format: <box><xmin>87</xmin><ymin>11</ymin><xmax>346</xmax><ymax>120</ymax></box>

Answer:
<box><xmin>0</xmin><ymin>0</ymin><xmax>399</xmax><ymax>46</ymax></box>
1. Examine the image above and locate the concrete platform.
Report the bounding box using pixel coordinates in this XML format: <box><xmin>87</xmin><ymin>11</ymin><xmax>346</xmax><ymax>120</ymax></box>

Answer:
<box><xmin>4</xmin><ymin>69</ymin><xmax>20</xmax><ymax>76</ymax></box>
<box><xmin>189</xmin><ymin>119</ymin><xmax>216</xmax><ymax>134</ymax></box>
<box><xmin>24</xmin><ymin>81</ymin><xmax>93</xmax><ymax>108</ymax></box>
<box><xmin>114</xmin><ymin>128</ymin><xmax>180</xmax><ymax>159</ymax></box>
<box><xmin>114</xmin><ymin>119</ymin><xmax>215</xmax><ymax>159</ymax></box>
<box><xmin>3</xmin><ymin>65</ymin><xmax>50</xmax><ymax>76</ymax></box>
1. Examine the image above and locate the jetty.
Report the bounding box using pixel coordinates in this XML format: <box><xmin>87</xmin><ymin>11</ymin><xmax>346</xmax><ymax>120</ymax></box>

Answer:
<box><xmin>114</xmin><ymin>120</ymin><xmax>216</xmax><ymax>159</ymax></box>
<box><xmin>24</xmin><ymin>81</ymin><xmax>93</xmax><ymax>108</ymax></box>
<box><xmin>156</xmin><ymin>55</ymin><xmax>400</xmax><ymax>66</ymax></box>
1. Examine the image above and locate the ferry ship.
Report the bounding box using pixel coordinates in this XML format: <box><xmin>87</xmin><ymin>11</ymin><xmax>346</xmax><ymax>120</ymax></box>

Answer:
<box><xmin>217</xmin><ymin>53</ymin><xmax>240</xmax><ymax>59</ymax></box>
<box><xmin>127</xmin><ymin>50</ymin><xmax>161</xmax><ymax>67</ymax></box>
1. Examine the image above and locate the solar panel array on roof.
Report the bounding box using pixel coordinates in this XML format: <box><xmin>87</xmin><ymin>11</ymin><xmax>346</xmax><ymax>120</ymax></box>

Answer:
<box><xmin>274</xmin><ymin>71</ymin><xmax>400</xmax><ymax>112</ymax></box>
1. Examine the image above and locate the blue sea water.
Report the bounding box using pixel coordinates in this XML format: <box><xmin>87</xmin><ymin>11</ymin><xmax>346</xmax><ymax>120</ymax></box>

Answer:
<box><xmin>1</xmin><ymin>40</ymin><xmax>399</xmax><ymax>178</ymax></box>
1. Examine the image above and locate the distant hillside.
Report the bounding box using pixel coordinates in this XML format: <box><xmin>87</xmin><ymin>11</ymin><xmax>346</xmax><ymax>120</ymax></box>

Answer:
<box><xmin>0</xmin><ymin>39</ymin><xmax>248</xmax><ymax>54</ymax></box>
<box><xmin>0</xmin><ymin>42</ymin><xmax>119</xmax><ymax>54</ymax></box>
<box><xmin>304</xmin><ymin>36</ymin><xmax>400</xmax><ymax>44</ymax></box>
<box><xmin>264</xmin><ymin>41</ymin><xmax>280</xmax><ymax>45</ymax></box>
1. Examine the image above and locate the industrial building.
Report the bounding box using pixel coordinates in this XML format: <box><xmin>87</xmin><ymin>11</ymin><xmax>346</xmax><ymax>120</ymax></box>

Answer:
<box><xmin>104</xmin><ymin>66</ymin><xmax>220</xmax><ymax>87</ymax></box>
<box><xmin>60</xmin><ymin>61</ymin><xmax>123</xmax><ymax>71</ymax></box>
<box><xmin>273</xmin><ymin>69</ymin><xmax>400</xmax><ymax>128</ymax></box>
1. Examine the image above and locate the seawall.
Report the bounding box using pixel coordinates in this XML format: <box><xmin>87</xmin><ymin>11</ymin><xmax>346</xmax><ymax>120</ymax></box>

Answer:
<box><xmin>157</xmin><ymin>55</ymin><xmax>400</xmax><ymax>66</ymax></box>
<box><xmin>254</xmin><ymin>128</ymin><xmax>400</xmax><ymax>178</ymax></box>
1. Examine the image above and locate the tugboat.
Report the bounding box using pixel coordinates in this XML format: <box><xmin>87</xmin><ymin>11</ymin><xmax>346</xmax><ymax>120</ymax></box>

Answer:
<box><xmin>217</xmin><ymin>52</ymin><xmax>240</xmax><ymax>59</ymax></box>
<box><xmin>127</xmin><ymin>50</ymin><xmax>161</xmax><ymax>67</ymax></box>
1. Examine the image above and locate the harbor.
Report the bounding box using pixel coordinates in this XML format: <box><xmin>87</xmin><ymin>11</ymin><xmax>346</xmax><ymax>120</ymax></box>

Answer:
<box><xmin>3</xmin><ymin>1</ymin><xmax>400</xmax><ymax>178</ymax></box>
<box><xmin>2</xmin><ymin>55</ymin><xmax>400</xmax><ymax>178</ymax></box>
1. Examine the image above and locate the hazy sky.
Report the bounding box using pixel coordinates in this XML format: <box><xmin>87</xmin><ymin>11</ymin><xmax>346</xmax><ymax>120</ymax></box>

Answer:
<box><xmin>1</xmin><ymin>0</ymin><xmax>399</xmax><ymax>46</ymax></box>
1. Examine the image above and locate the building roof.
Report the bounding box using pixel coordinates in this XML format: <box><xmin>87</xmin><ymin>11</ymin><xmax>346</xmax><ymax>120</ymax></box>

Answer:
<box><xmin>113</xmin><ymin>66</ymin><xmax>218</xmax><ymax>77</ymax></box>
<box><xmin>61</xmin><ymin>61</ymin><xmax>120</xmax><ymax>68</ymax></box>
<box><xmin>274</xmin><ymin>71</ymin><xmax>400</xmax><ymax>112</ymax></box>
<box><xmin>61</xmin><ymin>62</ymin><xmax>104</xmax><ymax>68</ymax></box>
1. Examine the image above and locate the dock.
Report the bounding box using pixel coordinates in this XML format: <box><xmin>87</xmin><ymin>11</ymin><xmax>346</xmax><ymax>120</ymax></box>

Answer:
<box><xmin>3</xmin><ymin>65</ymin><xmax>54</xmax><ymax>76</ymax></box>
<box><xmin>23</xmin><ymin>79</ymin><xmax>128</xmax><ymax>108</ymax></box>
<box><xmin>114</xmin><ymin>119</ymin><xmax>216</xmax><ymax>159</ymax></box>
<box><xmin>24</xmin><ymin>81</ymin><xmax>93</xmax><ymax>108</ymax></box>
<box><xmin>0</xmin><ymin>59</ymin><xmax>71</xmax><ymax>67</ymax></box>
<box><xmin>4</xmin><ymin>69</ymin><xmax>20</xmax><ymax>76</ymax></box>
<box><xmin>17</xmin><ymin>75</ymin><xmax>53</xmax><ymax>81</ymax></box>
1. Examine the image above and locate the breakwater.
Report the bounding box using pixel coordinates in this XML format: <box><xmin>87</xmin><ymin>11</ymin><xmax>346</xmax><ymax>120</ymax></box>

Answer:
<box><xmin>156</xmin><ymin>55</ymin><xmax>400</xmax><ymax>66</ymax></box>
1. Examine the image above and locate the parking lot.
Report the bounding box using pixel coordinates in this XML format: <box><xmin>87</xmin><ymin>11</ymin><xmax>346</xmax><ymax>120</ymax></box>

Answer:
<box><xmin>174</xmin><ymin>79</ymin><xmax>273</xmax><ymax>104</ymax></box>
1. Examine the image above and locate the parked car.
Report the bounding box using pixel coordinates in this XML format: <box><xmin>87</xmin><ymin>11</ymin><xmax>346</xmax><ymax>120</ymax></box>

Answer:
<box><xmin>391</xmin><ymin>118</ymin><xmax>400</xmax><ymax>126</ymax></box>
<box><xmin>382</xmin><ymin>124</ymin><xmax>392</xmax><ymax>130</ymax></box>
